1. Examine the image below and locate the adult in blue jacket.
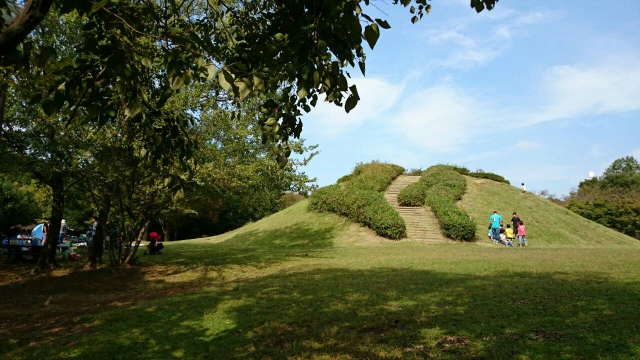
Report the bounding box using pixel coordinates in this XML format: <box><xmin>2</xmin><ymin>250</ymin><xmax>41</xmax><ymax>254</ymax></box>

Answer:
<box><xmin>489</xmin><ymin>210</ymin><xmax>502</xmax><ymax>243</ymax></box>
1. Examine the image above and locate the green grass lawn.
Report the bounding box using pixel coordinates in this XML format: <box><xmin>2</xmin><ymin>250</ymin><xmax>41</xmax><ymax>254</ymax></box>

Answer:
<box><xmin>1</xmin><ymin>200</ymin><xmax>639</xmax><ymax>359</ymax></box>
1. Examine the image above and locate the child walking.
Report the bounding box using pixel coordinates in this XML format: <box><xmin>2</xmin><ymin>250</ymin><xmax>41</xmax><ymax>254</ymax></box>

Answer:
<box><xmin>517</xmin><ymin>221</ymin><xmax>528</xmax><ymax>247</ymax></box>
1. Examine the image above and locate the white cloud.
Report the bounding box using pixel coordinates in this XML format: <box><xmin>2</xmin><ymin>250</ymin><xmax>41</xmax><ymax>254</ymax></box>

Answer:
<box><xmin>423</xmin><ymin>9</ymin><xmax>556</xmax><ymax>69</ymax></box>
<box><xmin>528</xmin><ymin>59</ymin><xmax>640</xmax><ymax>126</ymax></box>
<box><xmin>303</xmin><ymin>77</ymin><xmax>404</xmax><ymax>138</ymax></box>
<box><xmin>387</xmin><ymin>85</ymin><xmax>497</xmax><ymax>152</ymax></box>
<box><xmin>514</xmin><ymin>141</ymin><xmax>541</xmax><ymax>150</ymax></box>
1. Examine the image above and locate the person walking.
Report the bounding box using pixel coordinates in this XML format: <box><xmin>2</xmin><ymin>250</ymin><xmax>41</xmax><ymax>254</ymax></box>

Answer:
<box><xmin>59</xmin><ymin>219</ymin><xmax>73</xmax><ymax>243</ymax></box>
<box><xmin>489</xmin><ymin>210</ymin><xmax>502</xmax><ymax>244</ymax></box>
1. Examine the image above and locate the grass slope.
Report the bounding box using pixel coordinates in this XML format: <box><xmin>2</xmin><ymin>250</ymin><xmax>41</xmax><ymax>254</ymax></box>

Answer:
<box><xmin>459</xmin><ymin>176</ymin><xmax>640</xmax><ymax>247</ymax></box>
<box><xmin>1</xmin><ymin>198</ymin><xmax>639</xmax><ymax>359</ymax></box>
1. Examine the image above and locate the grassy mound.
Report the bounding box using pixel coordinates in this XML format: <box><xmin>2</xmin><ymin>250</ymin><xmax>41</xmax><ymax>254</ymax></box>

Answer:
<box><xmin>458</xmin><ymin>176</ymin><xmax>640</xmax><ymax>247</ymax></box>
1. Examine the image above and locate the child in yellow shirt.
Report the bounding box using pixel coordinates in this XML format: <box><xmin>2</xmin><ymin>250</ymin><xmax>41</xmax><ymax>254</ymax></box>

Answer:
<box><xmin>505</xmin><ymin>224</ymin><xmax>515</xmax><ymax>244</ymax></box>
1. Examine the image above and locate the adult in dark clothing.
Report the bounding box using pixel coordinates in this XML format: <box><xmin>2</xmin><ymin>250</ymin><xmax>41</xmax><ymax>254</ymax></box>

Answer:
<box><xmin>511</xmin><ymin>213</ymin><xmax>521</xmax><ymax>232</ymax></box>
<box><xmin>147</xmin><ymin>231</ymin><xmax>164</xmax><ymax>255</ymax></box>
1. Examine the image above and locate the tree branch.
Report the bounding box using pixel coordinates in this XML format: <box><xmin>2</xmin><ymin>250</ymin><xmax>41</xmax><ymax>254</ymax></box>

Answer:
<box><xmin>0</xmin><ymin>0</ymin><xmax>55</xmax><ymax>57</ymax></box>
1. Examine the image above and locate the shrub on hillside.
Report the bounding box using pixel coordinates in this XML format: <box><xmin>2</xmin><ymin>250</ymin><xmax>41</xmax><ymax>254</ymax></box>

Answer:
<box><xmin>469</xmin><ymin>171</ymin><xmax>510</xmax><ymax>184</ymax></box>
<box><xmin>279</xmin><ymin>193</ymin><xmax>306</xmax><ymax>210</ymax></box>
<box><xmin>450</xmin><ymin>165</ymin><xmax>470</xmax><ymax>176</ymax></box>
<box><xmin>421</xmin><ymin>165</ymin><xmax>477</xmax><ymax>241</ymax></box>
<box><xmin>348</xmin><ymin>163</ymin><xmax>405</xmax><ymax>192</ymax></box>
<box><xmin>398</xmin><ymin>182</ymin><xmax>426</xmax><ymax>206</ymax></box>
<box><xmin>309</xmin><ymin>185</ymin><xmax>406</xmax><ymax>239</ymax></box>
<box><xmin>449</xmin><ymin>166</ymin><xmax>510</xmax><ymax>184</ymax></box>
<box><xmin>405</xmin><ymin>168</ymin><xmax>424</xmax><ymax>176</ymax></box>
<box><xmin>309</xmin><ymin>162</ymin><xmax>406</xmax><ymax>239</ymax></box>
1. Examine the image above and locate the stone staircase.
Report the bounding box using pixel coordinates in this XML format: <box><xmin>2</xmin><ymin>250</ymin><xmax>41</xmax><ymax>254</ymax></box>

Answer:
<box><xmin>385</xmin><ymin>175</ymin><xmax>448</xmax><ymax>243</ymax></box>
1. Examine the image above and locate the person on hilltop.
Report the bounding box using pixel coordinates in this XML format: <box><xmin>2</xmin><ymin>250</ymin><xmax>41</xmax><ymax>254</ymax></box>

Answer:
<box><xmin>521</xmin><ymin>183</ymin><xmax>526</xmax><ymax>193</ymax></box>
<box><xmin>517</xmin><ymin>221</ymin><xmax>528</xmax><ymax>247</ymax></box>
<box><xmin>489</xmin><ymin>210</ymin><xmax>502</xmax><ymax>244</ymax></box>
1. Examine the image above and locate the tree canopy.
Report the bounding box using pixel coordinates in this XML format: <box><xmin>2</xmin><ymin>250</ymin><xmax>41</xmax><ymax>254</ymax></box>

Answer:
<box><xmin>567</xmin><ymin>156</ymin><xmax>640</xmax><ymax>240</ymax></box>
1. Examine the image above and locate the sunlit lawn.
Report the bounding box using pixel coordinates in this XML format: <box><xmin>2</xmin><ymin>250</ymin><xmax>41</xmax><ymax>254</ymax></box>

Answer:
<box><xmin>1</xmin><ymin>201</ymin><xmax>639</xmax><ymax>359</ymax></box>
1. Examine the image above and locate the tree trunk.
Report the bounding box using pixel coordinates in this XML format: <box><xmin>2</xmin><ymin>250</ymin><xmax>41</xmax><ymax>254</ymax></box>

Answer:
<box><xmin>36</xmin><ymin>174</ymin><xmax>63</xmax><ymax>271</ymax></box>
<box><xmin>0</xmin><ymin>83</ymin><xmax>7</xmax><ymax>128</ymax></box>
<box><xmin>161</xmin><ymin>220</ymin><xmax>171</xmax><ymax>243</ymax></box>
<box><xmin>123</xmin><ymin>220</ymin><xmax>150</xmax><ymax>266</ymax></box>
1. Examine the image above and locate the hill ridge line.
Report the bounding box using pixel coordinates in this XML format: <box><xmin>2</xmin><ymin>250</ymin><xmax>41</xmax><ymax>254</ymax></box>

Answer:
<box><xmin>385</xmin><ymin>175</ymin><xmax>448</xmax><ymax>243</ymax></box>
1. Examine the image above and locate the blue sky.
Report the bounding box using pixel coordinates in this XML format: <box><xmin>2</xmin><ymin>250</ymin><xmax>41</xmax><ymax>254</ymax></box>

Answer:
<box><xmin>299</xmin><ymin>0</ymin><xmax>640</xmax><ymax>196</ymax></box>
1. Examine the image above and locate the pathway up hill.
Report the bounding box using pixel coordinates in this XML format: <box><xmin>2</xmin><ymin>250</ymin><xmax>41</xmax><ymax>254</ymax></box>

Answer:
<box><xmin>384</xmin><ymin>175</ymin><xmax>448</xmax><ymax>243</ymax></box>
<box><xmin>458</xmin><ymin>176</ymin><xmax>640</xmax><ymax>248</ymax></box>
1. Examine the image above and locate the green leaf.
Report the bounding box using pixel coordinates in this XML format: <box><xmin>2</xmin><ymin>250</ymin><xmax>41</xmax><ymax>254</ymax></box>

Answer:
<box><xmin>345</xmin><ymin>94</ymin><xmax>358</xmax><ymax>113</ymax></box>
<box><xmin>173</xmin><ymin>188</ymin><xmax>185</xmax><ymax>202</ymax></box>
<box><xmin>234</xmin><ymin>80</ymin><xmax>251</xmax><ymax>101</ymax></box>
<box><xmin>411</xmin><ymin>15</ymin><xmax>419</xmax><ymax>24</ymax></box>
<box><xmin>375</xmin><ymin>19</ymin><xmax>391</xmax><ymax>29</ymax></box>
<box><xmin>125</xmin><ymin>102</ymin><xmax>143</xmax><ymax>119</ymax></box>
<box><xmin>349</xmin><ymin>84</ymin><xmax>360</xmax><ymax>100</ymax></box>
<box><xmin>90</xmin><ymin>0</ymin><xmax>109</xmax><ymax>14</ymax></box>
<box><xmin>171</xmin><ymin>76</ymin><xmax>185</xmax><ymax>90</ymax></box>
<box><xmin>297</xmin><ymin>87</ymin><xmax>308</xmax><ymax>99</ymax></box>
<box><xmin>206</xmin><ymin>63</ymin><xmax>216</xmax><ymax>80</ymax></box>
<box><xmin>253</xmin><ymin>75</ymin><xmax>265</xmax><ymax>91</ymax></box>
<box><xmin>358</xmin><ymin>60</ymin><xmax>365</xmax><ymax>76</ymax></box>
<box><xmin>140</xmin><ymin>57</ymin><xmax>152</xmax><ymax>68</ymax></box>
<box><xmin>218</xmin><ymin>69</ymin><xmax>233</xmax><ymax>91</ymax></box>
<box><xmin>363</xmin><ymin>23</ymin><xmax>380</xmax><ymax>50</ymax></box>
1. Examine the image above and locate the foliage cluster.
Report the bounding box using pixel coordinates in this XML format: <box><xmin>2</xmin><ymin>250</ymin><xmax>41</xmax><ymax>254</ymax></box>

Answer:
<box><xmin>398</xmin><ymin>165</ymin><xmax>476</xmax><ymax>241</ymax></box>
<box><xmin>309</xmin><ymin>163</ymin><xmax>406</xmax><ymax>239</ymax></box>
<box><xmin>566</xmin><ymin>156</ymin><xmax>640</xmax><ymax>240</ymax></box>
<box><xmin>278</xmin><ymin>193</ymin><xmax>307</xmax><ymax>210</ymax></box>
<box><xmin>0</xmin><ymin>177</ymin><xmax>42</xmax><ymax>232</ymax></box>
<box><xmin>396</xmin><ymin>182</ymin><xmax>426</xmax><ymax>206</ymax></box>
<box><xmin>404</xmin><ymin>168</ymin><xmax>424</xmax><ymax>176</ymax></box>
<box><xmin>469</xmin><ymin>171</ymin><xmax>510</xmax><ymax>184</ymax></box>
<box><xmin>449</xmin><ymin>165</ymin><xmax>509</xmax><ymax>184</ymax></box>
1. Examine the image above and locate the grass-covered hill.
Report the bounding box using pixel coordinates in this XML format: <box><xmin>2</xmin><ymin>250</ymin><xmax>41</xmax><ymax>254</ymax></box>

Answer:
<box><xmin>458</xmin><ymin>176</ymin><xmax>639</xmax><ymax>247</ymax></box>
<box><xmin>2</xmin><ymin>169</ymin><xmax>639</xmax><ymax>359</ymax></box>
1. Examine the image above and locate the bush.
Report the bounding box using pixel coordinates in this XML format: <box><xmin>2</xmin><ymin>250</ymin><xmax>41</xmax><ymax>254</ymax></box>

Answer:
<box><xmin>421</xmin><ymin>165</ymin><xmax>477</xmax><ymax>241</ymax></box>
<box><xmin>405</xmin><ymin>168</ymin><xmax>424</xmax><ymax>176</ymax></box>
<box><xmin>309</xmin><ymin>186</ymin><xmax>406</xmax><ymax>239</ymax></box>
<box><xmin>448</xmin><ymin>166</ymin><xmax>510</xmax><ymax>184</ymax></box>
<box><xmin>349</xmin><ymin>163</ymin><xmax>405</xmax><ymax>192</ymax></box>
<box><xmin>309</xmin><ymin>162</ymin><xmax>406</xmax><ymax>239</ymax></box>
<box><xmin>398</xmin><ymin>182</ymin><xmax>426</xmax><ymax>206</ymax></box>
<box><xmin>279</xmin><ymin>193</ymin><xmax>306</xmax><ymax>210</ymax></box>
<box><xmin>469</xmin><ymin>171</ymin><xmax>510</xmax><ymax>184</ymax></box>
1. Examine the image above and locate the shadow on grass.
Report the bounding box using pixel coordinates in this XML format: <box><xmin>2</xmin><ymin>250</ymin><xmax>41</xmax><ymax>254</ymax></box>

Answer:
<box><xmin>6</xmin><ymin>267</ymin><xmax>638</xmax><ymax>359</ymax></box>
<box><xmin>0</xmin><ymin>221</ymin><xmax>339</xmax><ymax>346</ymax></box>
<box><xmin>154</xmin><ymin>223</ymin><xmax>338</xmax><ymax>268</ymax></box>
